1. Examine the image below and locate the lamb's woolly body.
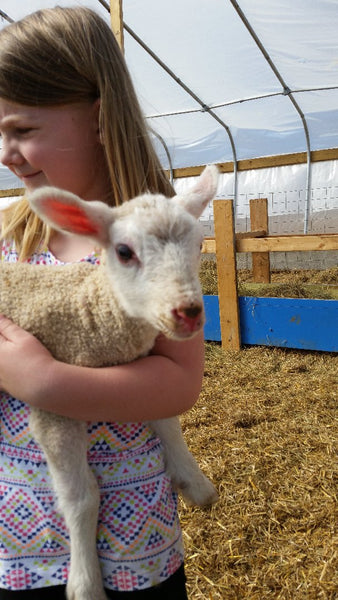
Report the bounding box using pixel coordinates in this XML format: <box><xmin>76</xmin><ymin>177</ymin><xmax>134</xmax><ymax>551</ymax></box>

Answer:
<box><xmin>0</xmin><ymin>260</ymin><xmax>156</xmax><ymax>366</ymax></box>
<box><xmin>0</xmin><ymin>166</ymin><xmax>219</xmax><ymax>600</ymax></box>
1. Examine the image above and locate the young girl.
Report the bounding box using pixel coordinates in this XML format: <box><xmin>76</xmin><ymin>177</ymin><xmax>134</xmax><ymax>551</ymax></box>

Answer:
<box><xmin>0</xmin><ymin>7</ymin><xmax>204</xmax><ymax>599</ymax></box>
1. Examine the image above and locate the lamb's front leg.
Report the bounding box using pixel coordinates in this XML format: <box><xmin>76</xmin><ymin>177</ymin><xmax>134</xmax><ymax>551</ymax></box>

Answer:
<box><xmin>29</xmin><ymin>409</ymin><xmax>107</xmax><ymax>600</ymax></box>
<box><xmin>150</xmin><ymin>417</ymin><xmax>218</xmax><ymax>506</ymax></box>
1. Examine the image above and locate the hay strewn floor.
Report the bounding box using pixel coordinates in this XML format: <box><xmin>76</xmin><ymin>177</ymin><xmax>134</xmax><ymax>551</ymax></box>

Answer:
<box><xmin>180</xmin><ymin>267</ymin><xmax>337</xmax><ymax>599</ymax></box>
<box><xmin>181</xmin><ymin>346</ymin><xmax>337</xmax><ymax>599</ymax></box>
<box><xmin>200</xmin><ymin>262</ymin><xmax>338</xmax><ymax>299</ymax></box>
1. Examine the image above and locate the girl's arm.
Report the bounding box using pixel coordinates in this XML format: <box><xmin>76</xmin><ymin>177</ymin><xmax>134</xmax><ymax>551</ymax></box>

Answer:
<box><xmin>0</xmin><ymin>315</ymin><xmax>204</xmax><ymax>421</ymax></box>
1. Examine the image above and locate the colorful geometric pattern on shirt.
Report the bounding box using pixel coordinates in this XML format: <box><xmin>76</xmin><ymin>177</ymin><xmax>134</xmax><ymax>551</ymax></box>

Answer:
<box><xmin>0</xmin><ymin>239</ymin><xmax>184</xmax><ymax>591</ymax></box>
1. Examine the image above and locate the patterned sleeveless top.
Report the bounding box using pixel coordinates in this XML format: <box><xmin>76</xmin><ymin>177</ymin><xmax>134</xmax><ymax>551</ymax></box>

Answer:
<box><xmin>0</xmin><ymin>239</ymin><xmax>183</xmax><ymax>592</ymax></box>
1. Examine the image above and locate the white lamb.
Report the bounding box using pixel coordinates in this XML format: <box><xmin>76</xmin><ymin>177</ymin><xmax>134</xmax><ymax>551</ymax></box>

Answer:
<box><xmin>0</xmin><ymin>165</ymin><xmax>219</xmax><ymax>600</ymax></box>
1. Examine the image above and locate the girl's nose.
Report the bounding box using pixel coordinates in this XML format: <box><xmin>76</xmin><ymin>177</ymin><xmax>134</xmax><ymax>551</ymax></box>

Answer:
<box><xmin>0</xmin><ymin>139</ymin><xmax>24</xmax><ymax>168</ymax></box>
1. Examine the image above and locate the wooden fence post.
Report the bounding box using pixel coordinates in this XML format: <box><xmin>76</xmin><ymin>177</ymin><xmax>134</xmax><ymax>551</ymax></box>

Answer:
<box><xmin>213</xmin><ymin>200</ymin><xmax>241</xmax><ymax>350</ymax></box>
<box><xmin>250</xmin><ymin>198</ymin><xmax>270</xmax><ymax>283</ymax></box>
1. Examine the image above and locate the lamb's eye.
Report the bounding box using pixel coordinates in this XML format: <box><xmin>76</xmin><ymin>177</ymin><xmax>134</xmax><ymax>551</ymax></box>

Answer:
<box><xmin>116</xmin><ymin>244</ymin><xmax>134</xmax><ymax>262</ymax></box>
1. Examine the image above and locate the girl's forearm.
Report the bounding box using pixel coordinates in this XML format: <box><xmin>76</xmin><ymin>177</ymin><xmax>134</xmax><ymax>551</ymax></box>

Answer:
<box><xmin>26</xmin><ymin>333</ymin><xmax>205</xmax><ymax>422</ymax></box>
<box><xmin>33</xmin><ymin>354</ymin><xmax>201</xmax><ymax>421</ymax></box>
<box><xmin>0</xmin><ymin>315</ymin><xmax>204</xmax><ymax>421</ymax></box>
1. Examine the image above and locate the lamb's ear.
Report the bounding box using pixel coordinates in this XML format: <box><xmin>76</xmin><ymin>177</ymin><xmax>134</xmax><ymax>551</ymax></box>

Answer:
<box><xmin>28</xmin><ymin>186</ymin><xmax>114</xmax><ymax>247</ymax></box>
<box><xmin>174</xmin><ymin>165</ymin><xmax>219</xmax><ymax>219</ymax></box>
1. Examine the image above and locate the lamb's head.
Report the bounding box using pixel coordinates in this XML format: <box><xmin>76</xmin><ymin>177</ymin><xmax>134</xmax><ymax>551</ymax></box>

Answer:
<box><xmin>28</xmin><ymin>165</ymin><xmax>219</xmax><ymax>340</ymax></box>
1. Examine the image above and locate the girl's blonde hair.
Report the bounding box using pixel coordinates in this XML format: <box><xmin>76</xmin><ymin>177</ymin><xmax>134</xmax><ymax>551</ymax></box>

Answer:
<box><xmin>0</xmin><ymin>6</ymin><xmax>173</xmax><ymax>259</ymax></box>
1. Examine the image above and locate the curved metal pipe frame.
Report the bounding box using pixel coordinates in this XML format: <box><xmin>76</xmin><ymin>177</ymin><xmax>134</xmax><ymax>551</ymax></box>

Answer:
<box><xmin>228</xmin><ymin>0</ymin><xmax>312</xmax><ymax>233</ymax></box>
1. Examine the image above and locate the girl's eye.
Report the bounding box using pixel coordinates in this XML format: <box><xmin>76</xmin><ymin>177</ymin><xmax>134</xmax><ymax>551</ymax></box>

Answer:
<box><xmin>16</xmin><ymin>127</ymin><xmax>34</xmax><ymax>136</ymax></box>
<box><xmin>116</xmin><ymin>244</ymin><xmax>135</xmax><ymax>263</ymax></box>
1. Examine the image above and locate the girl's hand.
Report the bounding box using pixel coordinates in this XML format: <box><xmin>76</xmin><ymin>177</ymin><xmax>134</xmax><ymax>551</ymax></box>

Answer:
<box><xmin>0</xmin><ymin>314</ymin><xmax>53</xmax><ymax>399</ymax></box>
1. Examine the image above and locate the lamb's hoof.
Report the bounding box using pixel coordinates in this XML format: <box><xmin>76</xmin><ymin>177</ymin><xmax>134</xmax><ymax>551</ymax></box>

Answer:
<box><xmin>178</xmin><ymin>475</ymin><xmax>219</xmax><ymax>507</ymax></box>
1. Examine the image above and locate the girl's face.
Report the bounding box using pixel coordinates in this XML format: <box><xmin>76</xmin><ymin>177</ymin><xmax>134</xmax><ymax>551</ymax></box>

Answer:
<box><xmin>0</xmin><ymin>98</ymin><xmax>109</xmax><ymax>201</ymax></box>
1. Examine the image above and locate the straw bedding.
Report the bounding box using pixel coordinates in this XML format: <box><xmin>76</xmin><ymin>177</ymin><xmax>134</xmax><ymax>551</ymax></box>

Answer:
<box><xmin>180</xmin><ymin>266</ymin><xmax>337</xmax><ymax>599</ymax></box>
<box><xmin>200</xmin><ymin>261</ymin><xmax>338</xmax><ymax>299</ymax></box>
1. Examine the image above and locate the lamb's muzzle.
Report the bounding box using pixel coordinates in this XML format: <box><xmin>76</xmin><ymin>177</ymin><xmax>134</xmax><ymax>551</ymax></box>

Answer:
<box><xmin>172</xmin><ymin>303</ymin><xmax>204</xmax><ymax>335</ymax></box>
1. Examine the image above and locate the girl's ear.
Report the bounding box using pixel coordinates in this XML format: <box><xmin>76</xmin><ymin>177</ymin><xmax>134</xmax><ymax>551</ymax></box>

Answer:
<box><xmin>28</xmin><ymin>186</ymin><xmax>114</xmax><ymax>248</ymax></box>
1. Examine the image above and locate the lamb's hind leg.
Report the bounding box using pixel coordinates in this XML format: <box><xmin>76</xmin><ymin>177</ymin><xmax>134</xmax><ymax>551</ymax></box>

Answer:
<box><xmin>150</xmin><ymin>417</ymin><xmax>218</xmax><ymax>506</ymax></box>
<box><xmin>29</xmin><ymin>409</ymin><xmax>107</xmax><ymax>600</ymax></box>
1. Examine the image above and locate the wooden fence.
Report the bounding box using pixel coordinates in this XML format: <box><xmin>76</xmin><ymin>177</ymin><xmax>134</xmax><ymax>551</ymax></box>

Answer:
<box><xmin>202</xmin><ymin>199</ymin><xmax>338</xmax><ymax>352</ymax></box>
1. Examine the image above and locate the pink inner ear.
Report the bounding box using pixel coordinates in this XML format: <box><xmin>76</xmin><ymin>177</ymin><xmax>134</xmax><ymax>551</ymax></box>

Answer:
<box><xmin>45</xmin><ymin>200</ymin><xmax>99</xmax><ymax>235</ymax></box>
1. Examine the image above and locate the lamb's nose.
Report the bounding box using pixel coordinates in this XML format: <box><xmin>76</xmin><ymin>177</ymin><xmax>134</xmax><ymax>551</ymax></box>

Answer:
<box><xmin>172</xmin><ymin>303</ymin><xmax>204</xmax><ymax>333</ymax></box>
<box><xmin>182</xmin><ymin>305</ymin><xmax>202</xmax><ymax>319</ymax></box>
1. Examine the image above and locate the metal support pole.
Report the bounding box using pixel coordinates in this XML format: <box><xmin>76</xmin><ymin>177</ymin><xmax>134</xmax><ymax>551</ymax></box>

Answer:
<box><xmin>228</xmin><ymin>0</ymin><xmax>312</xmax><ymax>233</ymax></box>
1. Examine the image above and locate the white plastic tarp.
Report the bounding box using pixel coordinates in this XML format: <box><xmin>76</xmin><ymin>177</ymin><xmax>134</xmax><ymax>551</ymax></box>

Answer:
<box><xmin>0</xmin><ymin>1</ymin><xmax>338</xmax><ymax>236</ymax></box>
<box><xmin>1</xmin><ymin>0</ymin><xmax>338</xmax><ymax>169</ymax></box>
